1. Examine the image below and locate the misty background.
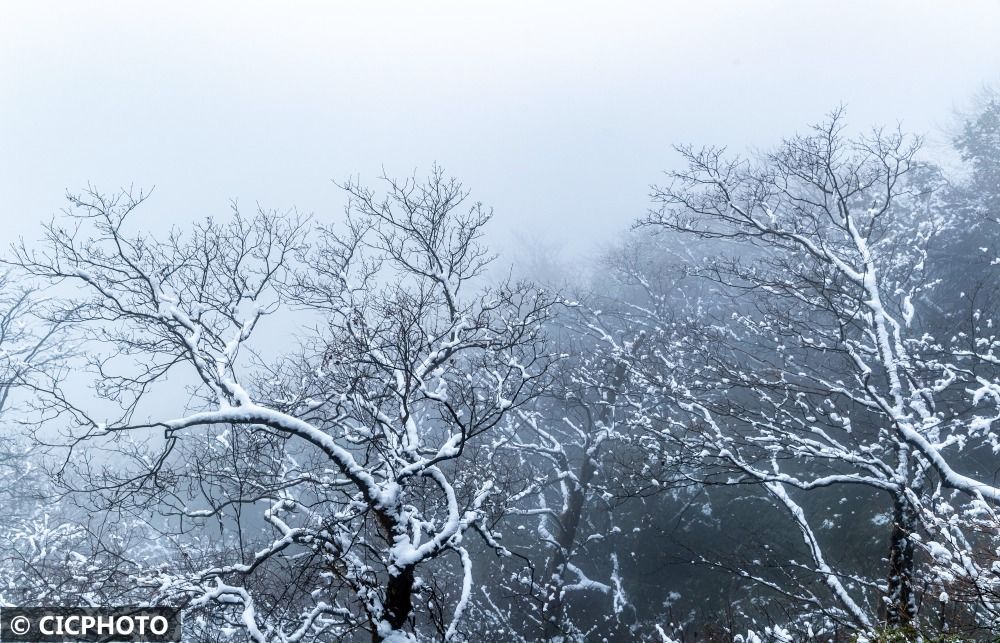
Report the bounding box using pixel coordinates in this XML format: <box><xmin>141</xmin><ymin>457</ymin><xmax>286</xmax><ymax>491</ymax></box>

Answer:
<box><xmin>4</xmin><ymin>1</ymin><xmax>1000</xmax><ymax>259</ymax></box>
<box><xmin>4</xmin><ymin>4</ymin><xmax>1000</xmax><ymax>643</ymax></box>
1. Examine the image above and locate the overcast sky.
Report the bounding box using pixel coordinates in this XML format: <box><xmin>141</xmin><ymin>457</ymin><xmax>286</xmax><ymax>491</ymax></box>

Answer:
<box><xmin>3</xmin><ymin>1</ymin><xmax>1000</xmax><ymax>263</ymax></box>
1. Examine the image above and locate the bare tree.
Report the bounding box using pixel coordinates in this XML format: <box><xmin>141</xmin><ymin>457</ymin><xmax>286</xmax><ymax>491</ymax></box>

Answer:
<box><xmin>12</xmin><ymin>172</ymin><xmax>556</xmax><ymax>642</ymax></box>
<box><xmin>0</xmin><ymin>273</ymin><xmax>83</xmax><ymax>606</ymax></box>
<box><xmin>478</xmin><ymin>316</ymin><xmax>642</xmax><ymax>641</ymax></box>
<box><xmin>628</xmin><ymin>109</ymin><xmax>1000</xmax><ymax>636</ymax></box>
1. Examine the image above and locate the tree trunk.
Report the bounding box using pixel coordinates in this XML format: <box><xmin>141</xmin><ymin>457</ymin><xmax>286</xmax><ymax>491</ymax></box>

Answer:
<box><xmin>540</xmin><ymin>457</ymin><xmax>594</xmax><ymax>639</ymax></box>
<box><xmin>540</xmin><ymin>335</ymin><xmax>643</xmax><ymax>640</ymax></box>
<box><xmin>375</xmin><ymin>564</ymin><xmax>416</xmax><ymax>642</ymax></box>
<box><xmin>884</xmin><ymin>495</ymin><xmax>917</xmax><ymax>627</ymax></box>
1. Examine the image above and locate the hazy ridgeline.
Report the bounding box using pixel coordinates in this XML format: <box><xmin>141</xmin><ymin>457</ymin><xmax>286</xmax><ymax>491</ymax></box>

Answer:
<box><xmin>2</xmin><ymin>99</ymin><xmax>1000</xmax><ymax>643</ymax></box>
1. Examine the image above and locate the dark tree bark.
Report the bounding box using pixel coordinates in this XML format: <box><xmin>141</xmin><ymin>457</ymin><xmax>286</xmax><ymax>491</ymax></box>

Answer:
<box><xmin>540</xmin><ymin>336</ymin><xmax>642</xmax><ymax>640</ymax></box>
<box><xmin>884</xmin><ymin>495</ymin><xmax>918</xmax><ymax>627</ymax></box>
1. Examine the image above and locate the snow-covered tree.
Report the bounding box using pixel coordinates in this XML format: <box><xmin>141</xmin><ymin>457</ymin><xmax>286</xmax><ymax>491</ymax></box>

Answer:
<box><xmin>477</xmin><ymin>316</ymin><xmax>642</xmax><ymax>641</ymax></box>
<box><xmin>13</xmin><ymin>173</ymin><xmax>556</xmax><ymax>642</ymax></box>
<box><xmin>0</xmin><ymin>274</ymin><xmax>90</xmax><ymax>606</ymax></box>
<box><xmin>632</xmin><ymin>109</ymin><xmax>1000</xmax><ymax>637</ymax></box>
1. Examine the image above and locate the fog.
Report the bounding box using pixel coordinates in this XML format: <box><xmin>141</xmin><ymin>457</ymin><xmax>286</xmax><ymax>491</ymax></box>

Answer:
<box><xmin>3</xmin><ymin>1</ymin><xmax>999</xmax><ymax>258</ymax></box>
<box><xmin>4</xmin><ymin>4</ymin><xmax>1000</xmax><ymax>642</ymax></box>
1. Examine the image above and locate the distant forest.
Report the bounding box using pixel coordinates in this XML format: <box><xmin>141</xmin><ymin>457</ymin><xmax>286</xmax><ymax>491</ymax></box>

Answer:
<box><xmin>3</xmin><ymin>97</ymin><xmax>1000</xmax><ymax>643</ymax></box>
